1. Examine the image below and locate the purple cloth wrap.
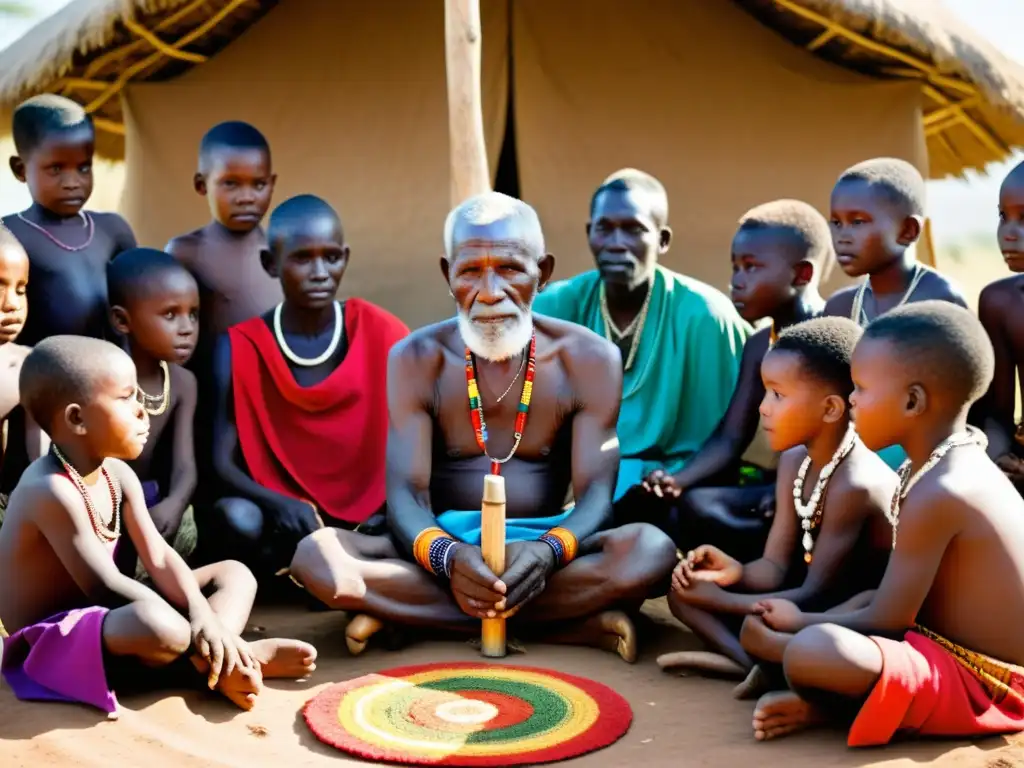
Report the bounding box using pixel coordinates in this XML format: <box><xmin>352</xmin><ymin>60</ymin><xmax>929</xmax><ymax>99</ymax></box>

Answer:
<box><xmin>1</xmin><ymin>606</ymin><xmax>118</xmax><ymax>713</ymax></box>
<box><xmin>141</xmin><ymin>479</ymin><xmax>162</xmax><ymax>509</ymax></box>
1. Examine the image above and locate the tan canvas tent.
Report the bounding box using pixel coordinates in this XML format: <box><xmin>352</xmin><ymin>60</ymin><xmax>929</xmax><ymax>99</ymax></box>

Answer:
<box><xmin>1</xmin><ymin>0</ymin><xmax>1023</xmax><ymax>328</ymax></box>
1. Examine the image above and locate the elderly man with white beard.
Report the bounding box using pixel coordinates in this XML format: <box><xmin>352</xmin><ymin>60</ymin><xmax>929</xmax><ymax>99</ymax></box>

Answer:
<box><xmin>288</xmin><ymin>192</ymin><xmax>678</xmax><ymax>660</ymax></box>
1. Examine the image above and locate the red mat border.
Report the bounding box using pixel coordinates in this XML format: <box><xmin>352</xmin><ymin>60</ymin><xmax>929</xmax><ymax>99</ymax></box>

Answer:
<box><xmin>303</xmin><ymin>661</ymin><xmax>633</xmax><ymax>766</ymax></box>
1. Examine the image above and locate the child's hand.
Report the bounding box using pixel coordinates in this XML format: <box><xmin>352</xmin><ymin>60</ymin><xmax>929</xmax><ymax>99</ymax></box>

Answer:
<box><xmin>641</xmin><ymin>469</ymin><xmax>682</xmax><ymax>498</ymax></box>
<box><xmin>191</xmin><ymin>614</ymin><xmax>258</xmax><ymax>689</ymax></box>
<box><xmin>150</xmin><ymin>503</ymin><xmax>184</xmax><ymax>541</ymax></box>
<box><xmin>752</xmin><ymin>599</ymin><xmax>804</xmax><ymax>633</ymax></box>
<box><xmin>683</xmin><ymin>545</ymin><xmax>743</xmax><ymax>587</ymax></box>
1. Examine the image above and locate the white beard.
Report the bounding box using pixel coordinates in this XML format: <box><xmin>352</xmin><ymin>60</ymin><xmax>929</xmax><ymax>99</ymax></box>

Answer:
<box><xmin>457</xmin><ymin>309</ymin><xmax>534</xmax><ymax>362</ymax></box>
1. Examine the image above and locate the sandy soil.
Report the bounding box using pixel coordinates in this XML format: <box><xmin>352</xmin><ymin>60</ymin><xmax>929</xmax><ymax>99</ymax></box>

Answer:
<box><xmin>2</xmin><ymin>599</ymin><xmax>1023</xmax><ymax>768</ymax></box>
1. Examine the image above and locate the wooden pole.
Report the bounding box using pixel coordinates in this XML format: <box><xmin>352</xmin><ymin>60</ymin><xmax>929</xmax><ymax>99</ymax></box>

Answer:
<box><xmin>480</xmin><ymin>474</ymin><xmax>507</xmax><ymax>657</ymax></box>
<box><xmin>445</xmin><ymin>0</ymin><xmax>491</xmax><ymax>207</ymax></box>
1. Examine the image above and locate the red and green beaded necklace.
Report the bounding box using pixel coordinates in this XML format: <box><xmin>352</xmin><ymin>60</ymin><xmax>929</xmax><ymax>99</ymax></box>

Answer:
<box><xmin>465</xmin><ymin>333</ymin><xmax>537</xmax><ymax>475</ymax></box>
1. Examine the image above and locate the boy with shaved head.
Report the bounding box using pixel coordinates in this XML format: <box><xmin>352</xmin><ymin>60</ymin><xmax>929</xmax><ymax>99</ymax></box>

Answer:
<box><xmin>211</xmin><ymin>194</ymin><xmax>407</xmax><ymax>578</ymax></box>
<box><xmin>532</xmin><ymin>168</ymin><xmax>751</xmax><ymax>525</ymax></box>
<box><xmin>289</xmin><ymin>191</ymin><xmax>677</xmax><ymax>660</ymax></box>
<box><xmin>824</xmin><ymin>157</ymin><xmax>968</xmax><ymax>470</ymax></box>
<box><xmin>0</xmin><ymin>337</ymin><xmax>315</xmax><ymax>713</ymax></box>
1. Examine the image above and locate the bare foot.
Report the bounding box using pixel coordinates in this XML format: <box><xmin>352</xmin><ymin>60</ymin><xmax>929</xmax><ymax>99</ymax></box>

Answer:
<box><xmin>544</xmin><ymin>611</ymin><xmax>637</xmax><ymax>662</ymax></box>
<box><xmin>216</xmin><ymin>664</ymin><xmax>263</xmax><ymax>711</ymax></box>
<box><xmin>656</xmin><ymin>651</ymin><xmax>746</xmax><ymax>679</ymax></box>
<box><xmin>733</xmin><ymin>664</ymin><xmax>770</xmax><ymax>699</ymax></box>
<box><xmin>752</xmin><ymin>690</ymin><xmax>824</xmax><ymax>741</ymax></box>
<box><xmin>249</xmin><ymin>638</ymin><xmax>317</xmax><ymax>679</ymax></box>
<box><xmin>346</xmin><ymin>614</ymin><xmax>384</xmax><ymax>656</ymax></box>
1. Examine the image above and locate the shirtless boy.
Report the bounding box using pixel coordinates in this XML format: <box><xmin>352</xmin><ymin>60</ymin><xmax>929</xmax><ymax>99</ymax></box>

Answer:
<box><xmin>0</xmin><ymin>337</ymin><xmax>315</xmax><ymax>712</ymax></box>
<box><xmin>289</xmin><ymin>192</ymin><xmax>677</xmax><ymax>660</ymax></box>
<box><xmin>750</xmin><ymin>302</ymin><xmax>1024</xmax><ymax>746</ymax></box>
<box><xmin>667</xmin><ymin>200</ymin><xmax>834</xmax><ymax>561</ymax></box>
<box><xmin>978</xmin><ymin>160</ymin><xmax>1024</xmax><ymax>481</ymax></box>
<box><xmin>0</xmin><ymin>226</ymin><xmax>33</xmax><ymax>522</ymax></box>
<box><xmin>1</xmin><ymin>94</ymin><xmax>137</xmax><ymax>496</ymax></box>
<box><xmin>662</xmin><ymin>318</ymin><xmax>893</xmax><ymax>684</ymax></box>
<box><xmin>108</xmin><ymin>248</ymin><xmax>201</xmax><ymax>574</ymax></box>
<box><xmin>212</xmin><ymin>195</ymin><xmax>407</xmax><ymax>578</ymax></box>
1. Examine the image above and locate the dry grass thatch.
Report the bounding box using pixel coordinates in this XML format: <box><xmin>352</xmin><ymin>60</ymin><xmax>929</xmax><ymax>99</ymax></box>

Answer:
<box><xmin>0</xmin><ymin>0</ymin><xmax>1021</xmax><ymax>178</ymax></box>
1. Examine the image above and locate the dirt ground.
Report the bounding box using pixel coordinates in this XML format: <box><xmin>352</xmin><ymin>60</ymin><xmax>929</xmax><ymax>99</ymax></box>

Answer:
<box><xmin>2</xmin><ymin>598</ymin><xmax>1023</xmax><ymax>768</ymax></box>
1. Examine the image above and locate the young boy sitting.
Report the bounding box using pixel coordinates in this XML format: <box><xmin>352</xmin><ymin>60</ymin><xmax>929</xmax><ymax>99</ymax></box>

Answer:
<box><xmin>649</xmin><ymin>200</ymin><xmax>833</xmax><ymax>562</ymax></box>
<box><xmin>0</xmin><ymin>337</ymin><xmax>315</xmax><ymax>712</ymax></box>
<box><xmin>1</xmin><ymin>94</ymin><xmax>137</xmax><ymax>497</ymax></box>
<box><xmin>824</xmin><ymin>157</ymin><xmax>967</xmax><ymax>470</ymax></box>
<box><xmin>0</xmin><ymin>225</ymin><xmax>35</xmax><ymax>526</ymax></box>
<box><xmin>749</xmin><ymin>302</ymin><xmax>1024</xmax><ymax>746</ymax></box>
<box><xmin>108</xmin><ymin>248</ymin><xmax>202</xmax><ymax>576</ymax></box>
<box><xmin>661</xmin><ymin>317</ymin><xmax>894</xmax><ymax>684</ymax></box>
<box><xmin>978</xmin><ymin>159</ymin><xmax>1024</xmax><ymax>484</ymax></box>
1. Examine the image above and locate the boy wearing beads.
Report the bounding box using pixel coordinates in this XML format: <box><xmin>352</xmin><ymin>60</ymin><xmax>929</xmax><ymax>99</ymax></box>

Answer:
<box><xmin>1</xmin><ymin>95</ymin><xmax>137</xmax><ymax>498</ymax></box>
<box><xmin>0</xmin><ymin>336</ymin><xmax>315</xmax><ymax>713</ymax></box>
<box><xmin>108</xmin><ymin>248</ymin><xmax>201</xmax><ymax>575</ymax></box>
<box><xmin>210</xmin><ymin>195</ymin><xmax>407</xmax><ymax>579</ymax></box>
<box><xmin>749</xmin><ymin>302</ymin><xmax>1024</xmax><ymax>745</ymax></box>
<box><xmin>662</xmin><ymin>318</ymin><xmax>894</xmax><ymax>686</ymax></box>
<box><xmin>823</xmin><ymin>157</ymin><xmax>967</xmax><ymax>470</ymax></box>
<box><xmin>978</xmin><ymin>159</ymin><xmax>1024</xmax><ymax>485</ymax></box>
<box><xmin>644</xmin><ymin>199</ymin><xmax>834</xmax><ymax>561</ymax></box>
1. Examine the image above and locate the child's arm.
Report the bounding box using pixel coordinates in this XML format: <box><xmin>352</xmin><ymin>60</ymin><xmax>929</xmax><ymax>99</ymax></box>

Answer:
<box><xmin>671</xmin><ymin>333</ymin><xmax>765</xmax><ymax>490</ymax></box>
<box><xmin>736</xmin><ymin>449</ymin><xmax>799</xmax><ymax>591</ymax></box>
<box><xmin>147</xmin><ymin>369</ymin><xmax>198</xmax><ymax>539</ymax></box>
<box><xmin>106</xmin><ymin>213</ymin><xmax>138</xmax><ymax>257</ymax></box>
<box><xmin>114</xmin><ymin>460</ymin><xmax>256</xmax><ymax>685</ymax></box>
<box><xmin>978</xmin><ymin>283</ymin><xmax>1016</xmax><ymax>459</ymax></box>
<box><xmin>24</xmin><ymin>411</ymin><xmax>50</xmax><ymax>462</ymax></box>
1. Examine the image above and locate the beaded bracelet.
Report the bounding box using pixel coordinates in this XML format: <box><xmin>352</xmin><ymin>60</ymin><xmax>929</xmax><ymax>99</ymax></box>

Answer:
<box><xmin>539</xmin><ymin>526</ymin><xmax>578</xmax><ymax>567</ymax></box>
<box><xmin>412</xmin><ymin>526</ymin><xmax>458</xmax><ymax>578</ymax></box>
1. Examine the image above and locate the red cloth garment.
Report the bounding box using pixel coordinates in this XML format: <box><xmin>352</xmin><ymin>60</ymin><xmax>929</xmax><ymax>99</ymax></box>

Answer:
<box><xmin>228</xmin><ymin>298</ymin><xmax>408</xmax><ymax>524</ymax></box>
<box><xmin>848</xmin><ymin>628</ymin><xmax>1024</xmax><ymax>747</ymax></box>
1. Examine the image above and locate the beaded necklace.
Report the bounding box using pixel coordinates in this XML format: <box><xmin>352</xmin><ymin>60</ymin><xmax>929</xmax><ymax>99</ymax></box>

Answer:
<box><xmin>792</xmin><ymin>424</ymin><xmax>857</xmax><ymax>563</ymax></box>
<box><xmin>599</xmin><ymin>280</ymin><xmax>652</xmax><ymax>372</ymax></box>
<box><xmin>51</xmin><ymin>444</ymin><xmax>122</xmax><ymax>543</ymax></box>
<box><xmin>850</xmin><ymin>264</ymin><xmax>925</xmax><ymax>327</ymax></box>
<box><xmin>138</xmin><ymin>361</ymin><xmax>170</xmax><ymax>416</ymax></box>
<box><xmin>465</xmin><ymin>333</ymin><xmax>536</xmax><ymax>475</ymax></box>
<box><xmin>889</xmin><ymin>427</ymin><xmax>986</xmax><ymax>550</ymax></box>
<box><xmin>17</xmin><ymin>211</ymin><xmax>95</xmax><ymax>252</ymax></box>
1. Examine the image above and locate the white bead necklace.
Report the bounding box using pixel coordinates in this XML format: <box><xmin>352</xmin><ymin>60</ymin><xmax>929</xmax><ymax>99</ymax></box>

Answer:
<box><xmin>273</xmin><ymin>301</ymin><xmax>343</xmax><ymax>367</ymax></box>
<box><xmin>792</xmin><ymin>424</ymin><xmax>857</xmax><ymax>563</ymax></box>
<box><xmin>888</xmin><ymin>427</ymin><xmax>987</xmax><ymax>550</ymax></box>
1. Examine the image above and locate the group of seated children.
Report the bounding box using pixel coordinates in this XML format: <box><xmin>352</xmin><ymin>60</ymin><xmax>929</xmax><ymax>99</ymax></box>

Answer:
<box><xmin>0</xmin><ymin>90</ymin><xmax>1023</xmax><ymax>751</ymax></box>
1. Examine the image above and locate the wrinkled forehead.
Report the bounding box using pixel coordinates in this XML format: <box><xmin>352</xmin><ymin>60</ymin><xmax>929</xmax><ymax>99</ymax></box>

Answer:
<box><xmin>449</xmin><ymin>220</ymin><xmax>538</xmax><ymax>264</ymax></box>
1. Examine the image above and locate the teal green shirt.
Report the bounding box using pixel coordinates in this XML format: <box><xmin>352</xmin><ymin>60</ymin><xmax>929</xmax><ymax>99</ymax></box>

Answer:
<box><xmin>534</xmin><ymin>265</ymin><xmax>752</xmax><ymax>499</ymax></box>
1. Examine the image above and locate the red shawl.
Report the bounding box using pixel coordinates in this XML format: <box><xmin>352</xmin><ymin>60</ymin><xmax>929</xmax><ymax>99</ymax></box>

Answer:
<box><xmin>228</xmin><ymin>298</ymin><xmax>408</xmax><ymax>523</ymax></box>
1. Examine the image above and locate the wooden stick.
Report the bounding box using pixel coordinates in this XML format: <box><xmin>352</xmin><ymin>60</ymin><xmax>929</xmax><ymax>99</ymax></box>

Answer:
<box><xmin>444</xmin><ymin>0</ymin><xmax>491</xmax><ymax>207</ymax></box>
<box><xmin>480</xmin><ymin>474</ymin><xmax>506</xmax><ymax>657</ymax></box>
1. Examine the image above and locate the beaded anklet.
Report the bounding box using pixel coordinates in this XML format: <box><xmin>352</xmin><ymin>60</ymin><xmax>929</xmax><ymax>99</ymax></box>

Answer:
<box><xmin>413</xmin><ymin>526</ymin><xmax>458</xmax><ymax>578</ymax></box>
<box><xmin>539</xmin><ymin>526</ymin><xmax>578</xmax><ymax>567</ymax></box>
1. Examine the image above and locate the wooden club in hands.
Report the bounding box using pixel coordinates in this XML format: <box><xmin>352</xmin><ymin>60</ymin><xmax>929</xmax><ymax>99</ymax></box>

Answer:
<box><xmin>480</xmin><ymin>474</ymin><xmax>507</xmax><ymax>657</ymax></box>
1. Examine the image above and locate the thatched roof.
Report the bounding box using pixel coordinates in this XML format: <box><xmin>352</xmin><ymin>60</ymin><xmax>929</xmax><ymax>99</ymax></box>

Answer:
<box><xmin>0</xmin><ymin>0</ymin><xmax>1021</xmax><ymax>178</ymax></box>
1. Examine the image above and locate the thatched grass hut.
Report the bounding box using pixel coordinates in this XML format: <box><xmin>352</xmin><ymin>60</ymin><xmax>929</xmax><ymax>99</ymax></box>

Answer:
<box><xmin>1</xmin><ymin>0</ymin><xmax>1022</xmax><ymax>326</ymax></box>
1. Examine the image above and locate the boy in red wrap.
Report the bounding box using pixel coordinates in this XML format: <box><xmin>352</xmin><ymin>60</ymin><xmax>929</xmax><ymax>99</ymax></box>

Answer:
<box><xmin>748</xmin><ymin>301</ymin><xmax>1024</xmax><ymax>746</ymax></box>
<box><xmin>211</xmin><ymin>194</ymin><xmax>408</xmax><ymax>578</ymax></box>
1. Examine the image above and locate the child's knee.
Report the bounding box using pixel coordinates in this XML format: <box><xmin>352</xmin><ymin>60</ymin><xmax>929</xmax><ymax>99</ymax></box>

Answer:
<box><xmin>212</xmin><ymin>559</ymin><xmax>258</xmax><ymax>598</ymax></box>
<box><xmin>129</xmin><ymin>600</ymin><xmax>191</xmax><ymax>663</ymax></box>
<box><xmin>738</xmin><ymin>615</ymin><xmax>765</xmax><ymax>654</ymax></box>
<box><xmin>782</xmin><ymin>624</ymin><xmax>842</xmax><ymax>684</ymax></box>
<box><xmin>215</xmin><ymin>498</ymin><xmax>264</xmax><ymax>541</ymax></box>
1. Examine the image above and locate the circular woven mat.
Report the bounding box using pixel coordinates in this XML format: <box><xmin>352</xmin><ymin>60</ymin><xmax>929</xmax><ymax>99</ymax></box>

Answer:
<box><xmin>302</xmin><ymin>661</ymin><xmax>633</xmax><ymax>766</ymax></box>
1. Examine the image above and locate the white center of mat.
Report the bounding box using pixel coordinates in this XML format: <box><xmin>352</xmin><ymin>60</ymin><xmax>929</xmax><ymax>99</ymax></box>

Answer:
<box><xmin>434</xmin><ymin>700</ymin><xmax>499</xmax><ymax>725</ymax></box>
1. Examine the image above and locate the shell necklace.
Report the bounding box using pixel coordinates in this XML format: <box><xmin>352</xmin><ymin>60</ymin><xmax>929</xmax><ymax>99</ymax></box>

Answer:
<box><xmin>273</xmin><ymin>301</ymin><xmax>343</xmax><ymax>367</ymax></box>
<box><xmin>889</xmin><ymin>427</ymin><xmax>987</xmax><ymax>550</ymax></box>
<box><xmin>17</xmin><ymin>210</ymin><xmax>95</xmax><ymax>252</ymax></box>
<box><xmin>137</xmin><ymin>360</ymin><xmax>170</xmax><ymax>416</ymax></box>
<box><xmin>51</xmin><ymin>443</ymin><xmax>122</xmax><ymax>543</ymax></box>
<box><xmin>599</xmin><ymin>279</ymin><xmax>653</xmax><ymax>371</ymax></box>
<box><xmin>793</xmin><ymin>424</ymin><xmax>857</xmax><ymax>563</ymax></box>
<box><xmin>850</xmin><ymin>264</ymin><xmax>925</xmax><ymax>327</ymax></box>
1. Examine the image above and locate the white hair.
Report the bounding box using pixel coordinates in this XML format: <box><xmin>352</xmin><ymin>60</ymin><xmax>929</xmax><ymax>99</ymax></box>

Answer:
<box><xmin>443</xmin><ymin>191</ymin><xmax>545</xmax><ymax>261</ymax></box>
